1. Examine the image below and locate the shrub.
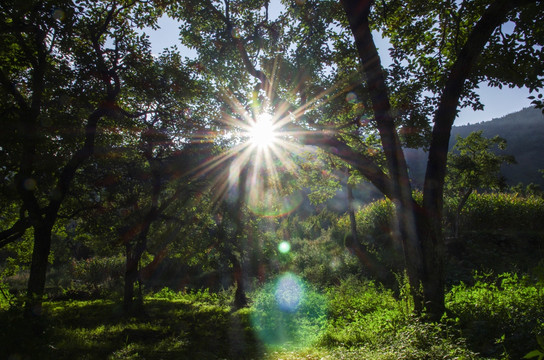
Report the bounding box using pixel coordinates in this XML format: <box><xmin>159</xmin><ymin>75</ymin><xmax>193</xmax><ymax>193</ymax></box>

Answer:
<box><xmin>0</xmin><ymin>282</ymin><xmax>15</xmax><ymax>310</ymax></box>
<box><xmin>318</xmin><ymin>276</ymin><xmax>479</xmax><ymax>359</ymax></box>
<box><xmin>446</xmin><ymin>272</ymin><xmax>544</xmax><ymax>358</ymax></box>
<box><xmin>290</xmin><ymin>232</ymin><xmax>361</xmax><ymax>287</ymax></box>
<box><xmin>47</xmin><ymin>256</ymin><xmax>126</xmax><ymax>299</ymax></box>
<box><xmin>148</xmin><ymin>286</ymin><xmax>234</xmax><ymax>307</ymax></box>
<box><xmin>320</xmin><ymin>276</ymin><xmax>406</xmax><ymax>347</ymax></box>
<box><xmin>334</xmin><ymin>198</ymin><xmax>405</xmax><ymax>273</ymax></box>
<box><xmin>457</xmin><ymin>192</ymin><xmax>544</xmax><ymax>233</ymax></box>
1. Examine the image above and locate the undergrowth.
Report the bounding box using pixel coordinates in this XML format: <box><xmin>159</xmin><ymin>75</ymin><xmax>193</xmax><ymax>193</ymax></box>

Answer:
<box><xmin>1</xmin><ymin>272</ymin><xmax>542</xmax><ymax>359</ymax></box>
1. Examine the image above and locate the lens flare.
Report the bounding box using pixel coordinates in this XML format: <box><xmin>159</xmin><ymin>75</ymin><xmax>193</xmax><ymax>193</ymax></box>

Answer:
<box><xmin>248</xmin><ymin>113</ymin><xmax>277</xmax><ymax>149</ymax></box>
<box><xmin>275</xmin><ymin>272</ymin><xmax>301</xmax><ymax>312</ymax></box>
<box><xmin>278</xmin><ymin>241</ymin><xmax>291</xmax><ymax>254</ymax></box>
<box><xmin>250</xmin><ymin>273</ymin><xmax>328</xmax><ymax>348</ymax></box>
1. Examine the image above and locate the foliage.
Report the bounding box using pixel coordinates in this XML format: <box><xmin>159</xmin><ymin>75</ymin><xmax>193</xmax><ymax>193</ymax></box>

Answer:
<box><xmin>0</xmin><ymin>281</ymin><xmax>15</xmax><ymax>310</ymax></box>
<box><xmin>1</xmin><ymin>274</ymin><xmax>543</xmax><ymax>359</ymax></box>
<box><xmin>447</xmin><ymin>272</ymin><xmax>544</xmax><ymax>359</ymax></box>
<box><xmin>0</xmin><ymin>297</ymin><xmax>262</xmax><ymax>360</ymax></box>
<box><xmin>0</xmin><ymin>3</ymin><xmax>543</xmax><ymax>359</ymax></box>
<box><xmin>458</xmin><ymin>192</ymin><xmax>544</xmax><ymax>232</ymax></box>
<box><xmin>524</xmin><ymin>335</ymin><xmax>544</xmax><ymax>360</ymax></box>
<box><xmin>290</xmin><ymin>231</ymin><xmax>361</xmax><ymax>287</ymax></box>
<box><xmin>334</xmin><ymin>197</ymin><xmax>404</xmax><ymax>274</ymax></box>
<box><xmin>318</xmin><ymin>276</ymin><xmax>480</xmax><ymax>359</ymax></box>
<box><xmin>250</xmin><ymin>273</ymin><xmax>328</xmax><ymax>349</ymax></box>
<box><xmin>446</xmin><ymin>131</ymin><xmax>515</xmax><ymax>199</ymax></box>
<box><xmin>148</xmin><ymin>286</ymin><xmax>235</xmax><ymax>308</ymax></box>
<box><xmin>445</xmin><ymin>131</ymin><xmax>516</xmax><ymax>236</ymax></box>
<box><xmin>320</xmin><ymin>276</ymin><xmax>406</xmax><ymax>347</ymax></box>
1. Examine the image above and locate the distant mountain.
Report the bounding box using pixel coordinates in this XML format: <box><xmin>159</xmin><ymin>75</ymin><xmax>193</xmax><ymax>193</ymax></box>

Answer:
<box><xmin>406</xmin><ymin>107</ymin><xmax>544</xmax><ymax>187</ymax></box>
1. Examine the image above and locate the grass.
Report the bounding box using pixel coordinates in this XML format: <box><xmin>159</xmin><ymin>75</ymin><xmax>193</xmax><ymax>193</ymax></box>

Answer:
<box><xmin>1</xmin><ymin>298</ymin><xmax>262</xmax><ymax>360</ymax></box>
<box><xmin>1</xmin><ymin>272</ymin><xmax>542</xmax><ymax>359</ymax></box>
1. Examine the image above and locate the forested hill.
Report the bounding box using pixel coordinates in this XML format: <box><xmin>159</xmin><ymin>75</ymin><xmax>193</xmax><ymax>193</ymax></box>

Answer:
<box><xmin>406</xmin><ymin>107</ymin><xmax>544</xmax><ymax>187</ymax></box>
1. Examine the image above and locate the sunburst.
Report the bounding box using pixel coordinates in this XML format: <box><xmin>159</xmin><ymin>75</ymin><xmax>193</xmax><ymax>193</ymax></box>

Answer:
<box><xmin>247</xmin><ymin>113</ymin><xmax>278</xmax><ymax>149</ymax></box>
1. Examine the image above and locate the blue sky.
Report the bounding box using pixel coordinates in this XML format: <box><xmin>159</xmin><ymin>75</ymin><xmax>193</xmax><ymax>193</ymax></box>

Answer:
<box><xmin>142</xmin><ymin>13</ymin><xmax>535</xmax><ymax>127</ymax></box>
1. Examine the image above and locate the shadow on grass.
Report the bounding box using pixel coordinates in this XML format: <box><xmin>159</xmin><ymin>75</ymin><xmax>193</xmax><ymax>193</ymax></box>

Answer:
<box><xmin>1</xmin><ymin>299</ymin><xmax>263</xmax><ymax>360</ymax></box>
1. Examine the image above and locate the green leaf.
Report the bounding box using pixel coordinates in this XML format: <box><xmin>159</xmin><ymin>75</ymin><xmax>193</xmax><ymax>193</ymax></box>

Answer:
<box><xmin>523</xmin><ymin>350</ymin><xmax>544</xmax><ymax>359</ymax></box>
<box><xmin>537</xmin><ymin>335</ymin><xmax>544</xmax><ymax>349</ymax></box>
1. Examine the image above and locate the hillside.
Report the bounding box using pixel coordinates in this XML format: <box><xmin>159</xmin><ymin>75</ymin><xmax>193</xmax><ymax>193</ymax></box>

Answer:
<box><xmin>406</xmin><ymin>107</ymin><xmax>544</xmax><ymax>187</ymax></box>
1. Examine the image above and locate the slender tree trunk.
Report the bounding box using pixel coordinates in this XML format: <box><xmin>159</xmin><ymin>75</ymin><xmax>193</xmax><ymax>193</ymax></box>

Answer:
<box><xmin>123</xmin><ymin>148</ymin><xmax>163</xmax><ymax>312</ymax></box>
<box><xmin>24</xmin><ymin>222</ymin><xmax>53</xmax><ymax>317</ymax></box>
<box><xmin>232</xmin><ymin>254</ymin><xmax>248</xmax><ymax>309</ymax></box>
<box><xmin>347</xmin><ymin>180</ymin><xmax>358</xmax><ymax>243</ymax></box>
<box><xmin>123</xmin><ymin>243</ymin><xmax>137</xmax><ymax>312</ymax></box>
<box><xmin>232</xmin><ymin>166</ymin><xmax>248</xmax><ymax>309</ymax></box>
<box><xmin>123</xmin><ymin>228</ymin><xmax>151</xmax><ymax>312</ymax></box>
<box><xmin>454</xmin><ymin>189</ymin><xmax>473</xmax><ymax>238</ymax></box>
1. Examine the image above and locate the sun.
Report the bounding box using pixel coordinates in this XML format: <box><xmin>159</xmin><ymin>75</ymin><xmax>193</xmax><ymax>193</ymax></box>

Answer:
<box><xmin>247</xmin><ymin>113</ymin><xmax>278</xmax><ymax>149</ymax></box>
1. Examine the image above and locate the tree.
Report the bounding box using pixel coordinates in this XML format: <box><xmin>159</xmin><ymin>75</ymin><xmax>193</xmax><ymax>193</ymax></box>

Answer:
<box><xmin>446</xmin><ymin>131</ymin><xmax>515</xmax><ymax>237</ymax></box>
<box><xmin>0</xmin><ymin>0</ymin><xmax>165</xmax><ymax>315</ymax></box>
<box><xmin>173</xmin><ymin>0</ymin><xmax>544</xmax><ymax>319</ymax></box>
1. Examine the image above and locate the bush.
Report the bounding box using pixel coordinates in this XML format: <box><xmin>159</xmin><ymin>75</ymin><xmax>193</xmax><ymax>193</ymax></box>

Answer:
<box><xmin>290</xmin><ymin>232</ymin><xmax>361</xmax><ymax>287</ymax></box>
<box><xmin>319</xmin><ymin>276</ymin><xmax>479</xmax><ymax>359</ymax></box>
<box><xmin>446</xmin><ymin>272</ymin><xmax>544</xmax><ymax>358</ymax></box>
<box><xmin>320</xmin><ymin>276</ymin><xmax>406</xmax><ymax>347</ymax></box>
<box><xmin>0</xmin><ymin>282</ymin><xmax>15</xmax><ymax>310</ymax></box>
<box><xmin>148</xmin><ymin>286</ymin><xmax>234</xmax><ymax>307</ymax></box>
<box><xmin>334</xmin><ymin>198</ymin><xmax>405</xmax><ymax>274</ymax></box>
<box><xmin>47</xmin><ymin>256</ymin><xmax>125</xmax><ymax>299</ymax></box>
<box><xmin>456</xmin><ymin>192</ymin><xmax>544</xmax><ymax>233</ymax></box>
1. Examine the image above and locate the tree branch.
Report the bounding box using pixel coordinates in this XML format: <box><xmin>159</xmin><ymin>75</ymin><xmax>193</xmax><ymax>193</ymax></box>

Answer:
<box><xmin>0</xmin><ymin>217</ymin><xmax>31</xmax><ymax>249</ymax></box>
<box><xmin>0</xmin><ymin>68</ymin><xmax>30</xmax><ymax>111</ymax></box>
<box><xmin>203</xmin><ymin>0</ymin><xmax>394</xmax><ymax>197</ymax></box>
<box><xmin>45</xmin><ymin>105</ymin><xmax>119</xmax><ymax>224</ymax></box>
<box><xmin>424</xmin><ymin>0</ymin><xmax>532</xmax><ymax>215</ymax></box>
<box><xmin>340</xmin><ymin>0</ymin><xmax>412</xmax><ymax>205</ymax></box>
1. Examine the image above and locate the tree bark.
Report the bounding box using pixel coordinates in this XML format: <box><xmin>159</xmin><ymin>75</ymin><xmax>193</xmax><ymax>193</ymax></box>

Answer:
<box><xmin>346</xmin><ymin>179</ymin><xmax>358</xmax><ymax>243</ymax></box>
<box><xmin>232</xmin><ymin>166</ymin><xmax>249</xmax><ymax>309</ymax></box>
<box><xmin>341</xmin><ymin>0</ymin><xmax>428</xmax><ymax>314</ymax></box>
<box><xmin>339</xmin><ymin>0</ymin><xmax>530</xmax><ymax>320</ymax></box>
<box><xmin>24</xmin><ymin>222</ymin><xmax>53</xmax><ymax>317</ymax></box>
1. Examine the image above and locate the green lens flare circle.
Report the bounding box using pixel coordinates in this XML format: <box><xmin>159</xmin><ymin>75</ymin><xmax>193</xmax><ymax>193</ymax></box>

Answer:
<box><xmin>278</xmin><ymin>241</ymin><xmax>291</xmax><ymax>254</ymax></box>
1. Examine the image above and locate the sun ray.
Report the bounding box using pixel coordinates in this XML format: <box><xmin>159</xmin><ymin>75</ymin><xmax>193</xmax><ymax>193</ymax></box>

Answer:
<box><xmin>184</xmin><ymin>52</ymin><xmax>371</xmax><ymax>217</ymax></box>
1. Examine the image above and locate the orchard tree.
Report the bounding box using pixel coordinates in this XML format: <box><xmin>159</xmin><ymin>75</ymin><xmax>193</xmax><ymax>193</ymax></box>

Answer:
<box><xmin>0</xmin><ymin>0</ymin><xmax>166</xmax><ymax>315</ymax></box>
<box><xmin>172</xmin><ymin>0</ymin><xmax>544</xmax><ymax>319</ymax></box>
<box><xmin>446</xmin><ymin>131</ymin><xmax>515</xmax><ymax>237</ymax></box>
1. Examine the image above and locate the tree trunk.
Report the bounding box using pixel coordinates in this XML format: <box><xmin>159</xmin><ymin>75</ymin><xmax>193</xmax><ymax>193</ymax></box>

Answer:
<box><xmin>378</xmin><ymin>196</ymin><xmax>445</xmax><ymax>320</ymax></box>
<box><xmin>123</xmin><ymin>229</ymin><xmax>150</xmax><ymax>313</ymax></box>
<box><xmin>232</xmin><ymin>254</ymin><xmax>248</xmax><ymax>309</ymax></box>
<box><xmin>24</xmin><ymin>222</ymin><xmax>53</xmax><ymax>317</ymax></box>
<box><xmin>123</xmin><ymin>243</ymin><xmax>137</xmax><ymax>312</ymax></box>
<box><xmin>341</xmin><ymin>0</ymin><xmax>447</xmax><ymax>320</ymax></box>
<box><xmin>232</xmin><ymin>166</ymin><xmax>249</xmax><ymax>309</ymax></box>
<box><xmin>454</xmin><ymin>189</ymin><xmax>473</xmax><ymax>238</ymax></box>
<box><xmin>347</xmin><ymin>180</ymin><xmax>358</xmax><ymax>243</ymax></box>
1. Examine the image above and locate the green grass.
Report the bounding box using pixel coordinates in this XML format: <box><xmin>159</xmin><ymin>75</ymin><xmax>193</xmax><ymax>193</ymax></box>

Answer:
<box><xmin>1</xmin><ymin>298</ymin><xmax>262</xmax><ymax>360</ymax></box>
<box><xmin>1</xmin><ymin>272</ymin><xmax>542</xmax><ymax>359</ymax></box>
